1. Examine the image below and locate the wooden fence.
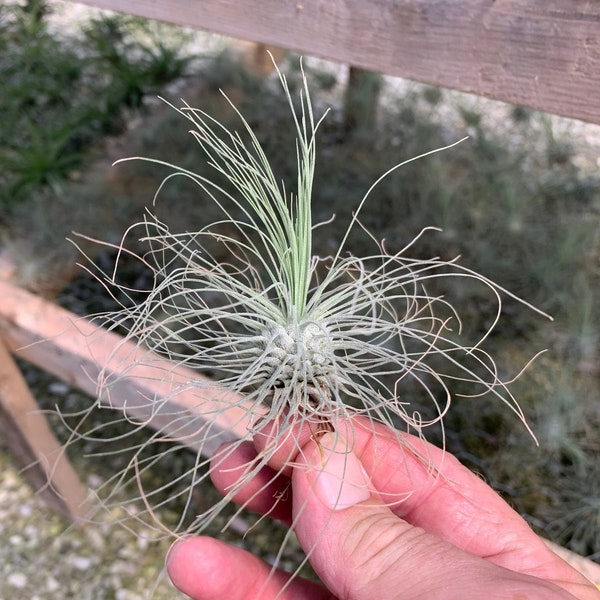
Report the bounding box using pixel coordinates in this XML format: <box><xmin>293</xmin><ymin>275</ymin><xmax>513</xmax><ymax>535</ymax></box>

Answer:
<box><xmin>69</xmin><ymin>0</ymin><xmax>600</xmax><ymax>124</ymax></box>
<box><xmin>0</xmin><ymin>278</ymin><xmax>249</xmax><ymax>521</ymax></box>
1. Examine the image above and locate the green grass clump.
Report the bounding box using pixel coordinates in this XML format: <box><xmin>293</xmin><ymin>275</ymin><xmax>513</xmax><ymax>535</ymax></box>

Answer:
<box><xmin>0</xmin><ymin>1</ymin><xmax>194</xmax><ymax>213</ymax></box>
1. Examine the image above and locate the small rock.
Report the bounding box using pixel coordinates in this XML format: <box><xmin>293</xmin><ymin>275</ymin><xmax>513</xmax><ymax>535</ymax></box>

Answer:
<box><xmin>7</xmin><ymin>572</ymin><xmax>27</xmax><ymax>589</ymax></box>
<box><xmin>87</xmin><ymin>473</ymin><xmax>104</xmax><ymax>488</ymax></box>
<box><xmin>48</xmin><ymin>381</ymin><xmax>70</xmax><ymax>395</ymax></box>
<box><xmin>70</xmin><ymin>555</ymin><xmax>93</xmax><ymax>570</ymax></box>
<box><xmin>46</xmin><ymin>576</ymin><xmax>60</xmax><ymax>592</ymax></box>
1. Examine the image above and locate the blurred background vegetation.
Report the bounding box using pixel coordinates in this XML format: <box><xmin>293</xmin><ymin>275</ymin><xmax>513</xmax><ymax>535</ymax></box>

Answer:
<box><xmin>1</xmin><ymin>0</ymin><xmax>599</xmax><ymax>596</ymax></box>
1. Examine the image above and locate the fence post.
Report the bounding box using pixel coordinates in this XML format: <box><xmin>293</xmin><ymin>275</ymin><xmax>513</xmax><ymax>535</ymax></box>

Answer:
<box><xmin>0</xmin><ymin>338</ymin><xmax>91</xmax><ymax>523</ymax></box>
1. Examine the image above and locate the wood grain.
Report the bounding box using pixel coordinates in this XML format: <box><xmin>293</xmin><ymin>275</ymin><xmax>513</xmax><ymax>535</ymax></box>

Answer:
<box><xmin>0</xmin><ymin>338</ymin><xmax>91</xmax><ymax>522</ymax></box>
<box><xmin>0</xmin><ymin>280</ymin><xmax>251</xmax><ymax>458</ymax></box>
<box><xmin>68</xmin><ymin>0</ymin><xmax>600</xmax><ymax>123</ymax></box>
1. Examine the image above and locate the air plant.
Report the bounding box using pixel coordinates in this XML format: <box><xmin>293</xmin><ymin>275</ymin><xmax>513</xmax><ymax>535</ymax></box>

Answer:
<box><xmin>71</xmin><ymin>63</ymin><xmax>549</xmax><ymax>589</ymax></box>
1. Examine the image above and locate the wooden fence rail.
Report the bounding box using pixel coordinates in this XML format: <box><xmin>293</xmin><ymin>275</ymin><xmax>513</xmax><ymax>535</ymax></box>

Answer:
<box><xmin>0</xmin><ymin>278</ymin><xmax>249</xmax><ymax>520</ymax></box>
<box><xmin>69</xmin><ymin>0</ymin><xmax>600</xmax><ymax>124</ymax></box>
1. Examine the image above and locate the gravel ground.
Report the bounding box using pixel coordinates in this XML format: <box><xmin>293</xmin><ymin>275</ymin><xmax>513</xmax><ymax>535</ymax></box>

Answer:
<box><xmin>0</xmin><ymin>358</ymin><xmax>300</xmax><ymax>600</ymax></box>
<box><xmin>0</xmin><ymin>447</ymin><xmax>185</xmax><ymax>600</ymax></box>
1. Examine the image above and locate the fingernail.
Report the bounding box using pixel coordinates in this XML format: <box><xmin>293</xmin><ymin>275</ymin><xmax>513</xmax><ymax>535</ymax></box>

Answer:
<box><xmin>308</xmin><ymin>432</ymin><xmax>371</xmax><ymax>510</ymax></box>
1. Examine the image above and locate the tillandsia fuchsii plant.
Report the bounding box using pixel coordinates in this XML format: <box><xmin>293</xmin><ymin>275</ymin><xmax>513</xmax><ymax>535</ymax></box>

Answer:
<box><xmin>72</xmin><ymin>63</ymin><xmax>550</xmax><ymax>587</ymax></box>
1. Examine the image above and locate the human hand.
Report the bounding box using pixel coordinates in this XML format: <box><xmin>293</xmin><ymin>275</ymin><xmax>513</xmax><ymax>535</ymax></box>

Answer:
<box><xmin>166</xmin><ymin>417</ymin><xmax>600</xmax><ymax>600</ymax></box>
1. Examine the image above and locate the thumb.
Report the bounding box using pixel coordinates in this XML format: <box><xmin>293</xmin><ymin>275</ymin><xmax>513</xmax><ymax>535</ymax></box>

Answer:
<box><xmin>291</xmin><ymin>431</ymin><xmax>575</xmax><ymax>600</ymax></box>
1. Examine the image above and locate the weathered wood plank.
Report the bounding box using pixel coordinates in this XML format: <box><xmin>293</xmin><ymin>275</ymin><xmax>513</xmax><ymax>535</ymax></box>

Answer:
<box><xmin>0</xmin><ymin>338</ymin><xmax>92</xmax><ymax>522</ymax></box>
<box><xmin>0</xmin><ymin>279</ymin><xmax>251</xmax><ymax>458</ymax></box>
<box><xmin>68</xmin><ymin>0</ymin><xmax>600</xmax><ymax>124</ymax></box>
